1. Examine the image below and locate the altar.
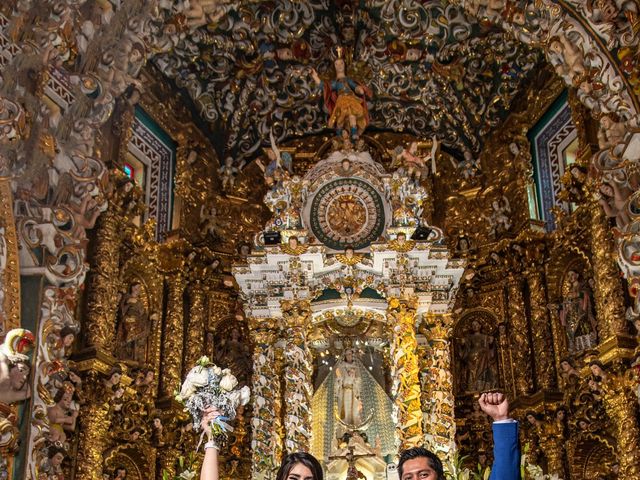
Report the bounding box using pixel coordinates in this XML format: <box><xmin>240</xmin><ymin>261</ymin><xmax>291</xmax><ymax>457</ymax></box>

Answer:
<box><xmin>233</xmin><ymin>141</ymin><xmax>464</xmax><ymax>478</ymax></box>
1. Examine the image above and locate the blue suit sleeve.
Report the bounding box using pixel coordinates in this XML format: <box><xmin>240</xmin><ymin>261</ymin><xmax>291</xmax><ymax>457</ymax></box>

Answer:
<box><xmin>489</xmin><ymin>422</ymin><xmax>521</xmax><ymax>480</ymax></box>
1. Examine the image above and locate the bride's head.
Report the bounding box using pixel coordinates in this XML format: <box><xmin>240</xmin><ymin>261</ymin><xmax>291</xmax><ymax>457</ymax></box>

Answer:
<box><xmin>276</xmin><ymin>452</ymin><xmax>323</xmax><ymax>480</ymax></box>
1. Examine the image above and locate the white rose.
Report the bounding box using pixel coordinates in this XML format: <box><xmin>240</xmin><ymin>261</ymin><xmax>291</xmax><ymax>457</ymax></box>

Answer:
<box><xmin>179</xmin><ymin>380</ymin><xmax>196</xmax><ymax>400</ymax></box>
<box><xmin>219</xmin><ymin>374</ymin><xmax>238</xmax><ymax>391</ymax></box>
<box><xmin>187</xmin><ymin>366</ymin><xmax>209</xmax><ymax>388</ymax></box>
<box><xmin>211</xmin><ymin>365</ymin><xmax>222</xmax><ymax>376</ymax></box>
<box><xmin>221</xmin><ymin>368</ymin><xmax>231</xmax><ymax>375</ymax></box>
<box><xmin>228</xmin><ymin>390</ymin><xmax>241</xmax><ymax>407</ymax></box>
<box><xmin>239</xmin><ymin>386</ymin><xmax>251</xmax><ymax>405</ymax></box>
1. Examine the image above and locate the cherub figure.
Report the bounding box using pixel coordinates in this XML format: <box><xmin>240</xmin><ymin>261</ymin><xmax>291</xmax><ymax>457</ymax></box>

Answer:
<box><xmin>597</xmin><ymin>180</ymin><xmax>632</xmax><ymax>229</ymax></box>
<box><xmin>392</xmin><ymin>137</ymin><xmax>439</xmax><ymax>184</ymax></box>
<box><xmin>199</xmin><ymin>203</ymin><xmax>219</xmax><ymax>238</ymax></box>
<box><xmin>218</xmin><ymin>157</ymin><xmax>238</xmax><ymax>191</ymax></box>
<box><xmin>458</xmin><ymin>149</ymin><xmax>480</xmax><ymax>180</ymax></box>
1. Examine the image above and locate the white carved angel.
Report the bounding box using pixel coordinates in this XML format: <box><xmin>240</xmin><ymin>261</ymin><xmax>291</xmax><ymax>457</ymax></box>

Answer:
<box><xmin>183</xmin><ymin>0</ymin><xmax>234</xmax><ymax>29</ymax></box>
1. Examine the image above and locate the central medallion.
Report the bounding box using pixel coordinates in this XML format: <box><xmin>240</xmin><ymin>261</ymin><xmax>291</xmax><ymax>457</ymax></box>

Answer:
<box><xmin>310</xmin><ymin>178</ymin><xmax>386</xmax><ymax>250</ymax></box>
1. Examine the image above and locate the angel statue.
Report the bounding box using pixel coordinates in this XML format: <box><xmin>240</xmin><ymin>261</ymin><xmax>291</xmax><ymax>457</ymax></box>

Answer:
<box><xmin>256</xmin><ymin>128</ymin><xmax>293</xmax><ymax>189</ymax></box>
<box><xmin>311</xmin><ymin>49</ymin><xmax>373</xmax><ymax>140</ymax></box>
<box><xmin>392</xmin><ymin>137</ymin><xmax>439</xmax><ymax>184</ymax></box>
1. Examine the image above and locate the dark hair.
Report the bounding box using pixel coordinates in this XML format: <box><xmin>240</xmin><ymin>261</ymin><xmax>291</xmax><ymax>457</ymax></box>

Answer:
<box><xmin>59</xmin><ymin>326</ymin><xmax>76</xmax><ymax>339</ymax></box>
<box><xmin>48</xmin><ymin>445</ymin><xmax>66</xmax><ymax>459</ymax></box>
<box><xmin>276</xmin><ymin>452</ymin><xmax>323</xmax><ymax>480</ymax></box>
<box><xmin>397</xmin><ymin>447</ymin><xmax>444</xmax><ymax>480</ymax></box>
<box><xmin>115</xmin><ymin>465</ymin><xmax>126</xmax><ymax>473</ymax></box>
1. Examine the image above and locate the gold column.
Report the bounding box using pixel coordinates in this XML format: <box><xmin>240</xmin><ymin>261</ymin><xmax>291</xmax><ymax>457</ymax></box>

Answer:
<box><xmin>387</xmin><ymin>298</ymin><xmax>423</xmax><ymax>450</ymax></box>
<box><xmin>250</xmin><ymin>326</ymin><xmax>283</xmax><ymax>479</ymax></box>
<box><xmin>420</xmin><ymin>313</ymin><xmax>455</xmax><ymax>462</ymax></box>
<box><xmin>540</xmin><ymin>428</ymin><xmax>568</xmax><ymax>478</ymax></box>
<box><xmin>506</xmin><ymin>277</ymin><xmax>533</xmax><ymax>397</ymax></box>
<box><xmin>281</xmin><ymin>301</ymin><xmax>313</xmax><ymax>454</ymax></box>
<box><xmin>548</xmin><ymin>305</ymin><xmax>568</xmax><ymax>386</ymax></box>
<box><xmin>184</xmin><ymin>283</ymin><xmax>206</xmax><ymax>373</ymax></box>
<box><xmin>75</xmin><ymin>369</ymin><xmax>112</xmax><ymax>480</ymax></box>
<box><xmin>525</xmin><ymin>264</ymin><xmax>557</xmax><ymax>390</ymax></box>
<box><xmin>83</xmin><ymin>205</ymin><xmax>123</xmax><ymax>353</ymax></box>
<box><xmin>160</xmin><ymin>272</ymin><xmax>186</xmax><ymax>398</ymax></box>
<box><xmin>588</xmin><ymin>200</ymin><xmax>627</xmax><ymax>339</ymax></box>
<box><xmin>497</xmin><ymin>323</ymin><xmax>516</xmax><ymax>398</ymax></box>
<box><xmin>600</xmin><ymin>370</ymin><xmax>640</xmax><ymax>479</ymax></box>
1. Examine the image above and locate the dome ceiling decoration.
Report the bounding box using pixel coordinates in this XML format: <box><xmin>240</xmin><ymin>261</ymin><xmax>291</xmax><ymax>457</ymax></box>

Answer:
<box><xmin>154</xmin><ymin>0</ymin><xmax>541</xmax><ymax>164</ymax></box>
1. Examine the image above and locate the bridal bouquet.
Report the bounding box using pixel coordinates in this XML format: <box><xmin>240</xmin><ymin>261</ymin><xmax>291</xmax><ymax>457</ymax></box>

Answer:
<box><xmin>175</xmin><ymin>356</ymin><xmax>250</xmax><ymax>447</ymax></box>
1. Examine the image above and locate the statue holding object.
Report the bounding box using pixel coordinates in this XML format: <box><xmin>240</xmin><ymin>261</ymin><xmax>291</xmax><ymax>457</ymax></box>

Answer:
<box><xmin>311</xmin><ymin>50</ymin><xmax>373</xmax><ymax>141</ymax></box>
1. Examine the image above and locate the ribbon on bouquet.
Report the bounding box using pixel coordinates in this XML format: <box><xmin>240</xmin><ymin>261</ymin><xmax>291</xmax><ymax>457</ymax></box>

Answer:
<box><xmin>196</xmin><ymin>415</ymin><xmax>234</xmax><ymax>451</ymax></box>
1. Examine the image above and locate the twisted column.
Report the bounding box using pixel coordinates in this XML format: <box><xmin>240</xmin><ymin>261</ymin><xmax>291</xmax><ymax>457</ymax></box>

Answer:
<box><xmin>600</xmin><ymin>370</ymin><xmax>640</xmax><ymax>479</ymax></box>
<box><xmin>420</xmin><ymin>313</ymin><xmax>455</xmax><ymax>463</ymax></box>
<box><xmin>250</xmin><ymin>327</ymin><xmax>283</xmax><ymax>480</ymax></box>
<box><xmin>588</xmin><ymin>200</ymin><xmax>627</xmax><ymax>339</ymax></box>
<box><xmin>74</xmin><ymin>370</ymin><xmax>112</xmax><ymax>480</ymax></box>
<box><xmin>388</xmin><ymin>298</ymin><xmax>423</xmax><ymax>450</ymax></box>
<box><xmin>506</xmin><ymin>277</ymin><xmax>533</xmax><ymax>397</ymax></box>
<box><xmin>281</xmin><ymin>301</ymin><xmax>313</xmax><ymax>454</ymax></box>
<box><xmin>160</xmin><ymin>272</ymin><xmax>186</xmax><ymax>398</ymax></box>
<box><xmin>83</xmin><ymin>207</ymin><xmax>123</xmax><ymax>353</ymax></box>
<box><xmin>525</xmin><ymin>266</ymin><xmax>557</xmax><ymax>390</ymax></box>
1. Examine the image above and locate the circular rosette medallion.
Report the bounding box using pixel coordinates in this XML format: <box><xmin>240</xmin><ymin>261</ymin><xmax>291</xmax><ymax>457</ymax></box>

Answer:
<box><xmin>310</xmin><ymin>178</ymin><xmax>386</xmax><ymax>250</ymax></box>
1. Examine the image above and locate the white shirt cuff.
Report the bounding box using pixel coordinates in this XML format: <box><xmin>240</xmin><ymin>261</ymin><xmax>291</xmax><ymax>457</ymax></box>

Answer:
<box><xmin>493</xmin><ymin>418</ymin><xmax>517</xmax><ymax>424</ymax></box>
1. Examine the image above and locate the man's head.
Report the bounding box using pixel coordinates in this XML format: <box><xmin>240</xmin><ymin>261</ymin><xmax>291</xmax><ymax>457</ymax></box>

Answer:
<box><xmin>397</xmin><ymin>447</ymin><xmax>444</xmax><ymax>480</ymax></box>
<box><xmin>8</xmin><ymin>361</ymin><xmax>30</xmax><ymax>391</ymax></box>
<box><xmin>114</xmin><ymin>466</ymin><xmax>127</xmax><ymax>479</ymax></box>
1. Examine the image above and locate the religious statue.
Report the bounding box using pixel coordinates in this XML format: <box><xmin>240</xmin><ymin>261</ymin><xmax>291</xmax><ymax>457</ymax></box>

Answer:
<box><xmin>597</xmin><ymin>180</ymin><xmax>632</xmax><ymax>229</ymax></box>
<box><xmin>560</xmin><ymin>269</ymin><xmax>598</xmax><ymax>352</ymax></box>
<box><xmin>213</xmin><ymin>326</ymin><xmax>252</xmax><ymax>384</ymax></box>
<box><xmin>311</xmin><ymin>51</ymin><xmax>373</xmax><ymax>140</ymax></box>
<box><xmin>486</xmin><ymin>196</ymin><xmax>512</xmax><ymax>238</ymax></box>
<box><xmin>459</xmin><ymin>320</ymin><xmax>497</xmax><ymax>392</ymax></box>
<box><xmin>391</xmin><ymin>137</ymin><xmax>439</xmax><ymax>184</ymax></box>
<box><xmin>199</xmin><ymin>203</ymin><xmax>220</xmax><ymax>239</ymax></box>
<box><xmin>38</xmin><ymin>445</ymin><xmax>66</xmax><ymax>480</ymax></box>
<box><xmin>0</xmin><ymin>328</ymin><xmax>34</xmax><ymax>404</ymax></box>
<box><xmin>46</xmin><ymin>383</ymin><xmax>79</xmax><ymax>445</ymax></box>
<box><xmin>116</xmin><ymin>282</ymin><xmax>149</xmax><ymax>363</ymax></box>
<box><xmin>335</xmin><ymin>349</ymin><xmax>363</xmax><ymax>426</ymax></box>
<box><xmin>256</xmin><ymin>129</ymin><xmax>293</xmax><ymax>189</ymax></box>
<box><xmin>218</xmin><ymin>157</ymin><xmax>239</xmax><ymax>191</ymax></box>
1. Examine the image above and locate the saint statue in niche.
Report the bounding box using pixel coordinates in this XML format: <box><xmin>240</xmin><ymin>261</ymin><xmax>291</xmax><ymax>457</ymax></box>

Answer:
<box><xmin>116</xmin><ymin>281</ymin><xmax>150</xmax><ymax>364</ymax></box>
<box><xmin>560</xmin><ymin>269</ymin><xmax>598</xmax><ymax>352</ymax></box>
<box><xmin>334</xmin><ymin>349</ymin><xmax>363</xmax><ymax>426</ymax></box>
<box><xmin>459</xmin><ymin>319</ymin><xmax>497</xmax><ymax>392</ymax></box>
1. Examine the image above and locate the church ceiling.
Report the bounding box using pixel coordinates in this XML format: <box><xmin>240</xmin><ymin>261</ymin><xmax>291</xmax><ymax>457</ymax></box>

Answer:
<box><xmin>154</xmin><ymin>0</ymin><xmax>541</xmax><ymax>164</ymax></box>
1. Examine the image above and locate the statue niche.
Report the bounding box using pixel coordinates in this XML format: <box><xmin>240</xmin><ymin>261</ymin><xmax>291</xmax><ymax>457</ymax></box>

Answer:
<box><xmin>115</xmin><ymin>281</ymin><xmax>152</xmax><ymax>365</ymax></box>
<box><xmin>559</xmin><ymin>264</ymin><xmax>598</xmax><ymax>353</ymax></box>
<box><xmin>335</xmin><ymin>348</ymin><xmax>363</xmax><ymax>426</ymax></box>
<box><xmin>454</xmin><ymin>312</ymin><xmax>499</xmax><ymax>394</ymax></box>
<box><xmin>211</xmin><ymin>322</ymin><xmax>252</xmax><ymax>385</ymax></box>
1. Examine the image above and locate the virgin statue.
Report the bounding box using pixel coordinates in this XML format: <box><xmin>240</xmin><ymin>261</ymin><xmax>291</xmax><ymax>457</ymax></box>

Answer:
<box><xmin>311</xmin><ymin>53</ymin><xmax>372</xmax><ymax>140</ymax></box>
<box><xmin>335</xmin><ymin>349</ymin><xmax>363</xmax><ymax>426</ymax></box>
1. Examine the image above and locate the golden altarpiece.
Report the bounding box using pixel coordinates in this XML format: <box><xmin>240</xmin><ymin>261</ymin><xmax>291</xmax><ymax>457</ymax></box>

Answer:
<box><xmin>1</xmin><ymin>1</ymin><xmax>640</xmax><ymax>480</ymax></box>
